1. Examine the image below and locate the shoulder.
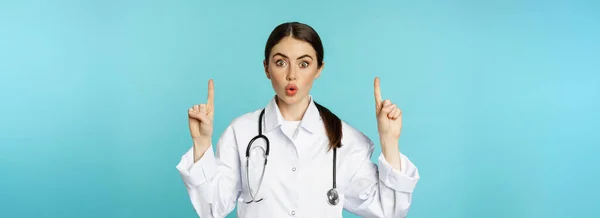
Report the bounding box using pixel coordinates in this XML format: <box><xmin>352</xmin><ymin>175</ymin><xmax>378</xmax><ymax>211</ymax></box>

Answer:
<box><xmin>226</xmin><ymin>108</ymin><xmax>263</xmax><ymax>130</ymax></box>
<box><xmin>214</xmin><ymin>108</ymin><xmax>264</xmax><ymax>145</ymax></box>
<box><xmin>340</xmin><ymin>120</ymin><xmax>375</xmax><ymax>153</ymax></box>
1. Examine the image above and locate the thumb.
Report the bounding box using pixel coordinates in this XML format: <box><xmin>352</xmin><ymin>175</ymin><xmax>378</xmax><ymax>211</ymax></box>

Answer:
<box><xmin>378</xmin><ymin>100</ymin><xmax>393</xmax><ymax>118</ymax></box>
<box><xmin>189</xmin><ymin>105</ymin><xmax>210</xmax><ymax>124</ymax></box>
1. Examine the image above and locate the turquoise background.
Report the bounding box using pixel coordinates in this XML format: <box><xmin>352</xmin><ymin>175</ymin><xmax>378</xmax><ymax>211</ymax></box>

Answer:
<box><xmin>1</xmin><ymin>0</ymin><xmax>599</xmax><ymax>217</ymax></box>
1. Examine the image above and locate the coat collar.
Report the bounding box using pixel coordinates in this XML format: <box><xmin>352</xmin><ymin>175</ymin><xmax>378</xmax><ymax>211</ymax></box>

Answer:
<box><xmin>263</xmin><ymin>95</ymin><xmax>322</xmax><ymax>134</ymax></box>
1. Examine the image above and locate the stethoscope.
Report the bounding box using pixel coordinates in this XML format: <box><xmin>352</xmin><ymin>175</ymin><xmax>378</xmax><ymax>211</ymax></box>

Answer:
<box><xmin>244</xmin><ymin>109</ymin><xmax>339</xmax><ymax>206</ymax></box>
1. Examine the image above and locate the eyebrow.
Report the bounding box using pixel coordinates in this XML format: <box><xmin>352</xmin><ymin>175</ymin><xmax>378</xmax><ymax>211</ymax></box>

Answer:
<box><xmin>273</xmin><ymin>53</ymin><xmax>314</xmax><ymax>60</ymax></box>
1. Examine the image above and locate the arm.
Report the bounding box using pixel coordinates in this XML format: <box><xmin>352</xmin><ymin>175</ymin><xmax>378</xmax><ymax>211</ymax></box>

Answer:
<box><xmin>176</xmin><ymin>125</ymin><xmax>241</xmax><ymax>218</ymax></box>
<box><xmin>343</xmin><ymin>77</ymin><xmax>420</xmax><ymax>217</ymax></box>
<box><xmin>343</xmin><ymin>139</ymin><xmax>420</xmax><ymax>218</ymax></box>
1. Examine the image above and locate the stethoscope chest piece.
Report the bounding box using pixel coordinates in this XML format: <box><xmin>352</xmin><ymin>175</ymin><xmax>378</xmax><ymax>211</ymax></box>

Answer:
<box><xmin>326</xmin><ymin>188</ymin><xmax>339</xmax><ymax>205</ymax></box>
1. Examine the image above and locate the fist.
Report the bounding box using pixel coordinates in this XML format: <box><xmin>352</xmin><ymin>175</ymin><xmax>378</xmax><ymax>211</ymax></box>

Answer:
<box><xmin>188</xmin><ymin>79</ymin><xmax>215</xmax><ymax>140</ymax></box>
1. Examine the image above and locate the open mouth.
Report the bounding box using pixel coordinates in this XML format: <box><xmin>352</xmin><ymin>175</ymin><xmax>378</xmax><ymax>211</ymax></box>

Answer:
<box><xmin>285</xmin><ymin>84</ymin><xmax>298</xmax><ymax>96</ymax></box>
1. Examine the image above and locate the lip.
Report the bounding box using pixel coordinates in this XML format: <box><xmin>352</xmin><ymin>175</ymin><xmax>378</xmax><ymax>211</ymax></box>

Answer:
<box><xmin>285</xmin><ymin>84</ymin><xmax>298</xmax><ymax>96</ymax></box>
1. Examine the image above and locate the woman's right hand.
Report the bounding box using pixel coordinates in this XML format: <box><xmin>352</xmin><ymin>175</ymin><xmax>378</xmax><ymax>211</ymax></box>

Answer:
<box><xmin>188</xmin><ymin>79</ymin><xmax>215</xmax><ymax>161</ymax></box>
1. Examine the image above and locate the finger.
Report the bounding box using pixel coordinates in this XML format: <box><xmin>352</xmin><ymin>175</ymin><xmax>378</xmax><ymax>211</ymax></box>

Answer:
<box><xmin>387</xmin><ymin>106</ymin><xmax>398</xmax><ymax>119</ymax></box>
<box><xmin>192</xmin><ymin>111</ymin><xmax>210</xmax><ymax>123</ymax></box>
<box><xmin>188</xmin><ymin>108</ymin><xmax>194</xmax><ymax>117</ymax></box>
<box><xmin>374</xmin><ymin>77</ymin><xmax>383</xmax><ymax>108</ymax></box>
<box><xmin>382</xmin><ymin>103</ymin><xmax>396</xmax><ymax>114</ymax></box>
<box><xmin>189</xmin><ymin>104</ymin><xmax>204</xmax><ymax>117</ymax></box>
<box><xmin>207</xmin><ymin>79</ymin><xmax>214</xmax><ymax>108</ymax></box>
<box><xmin>189</xmin><ymin>105</ymin><xmax>200</xmax><ymax>118</ymax></box>
<box><xmin>199</xmin><ymin>104</ymin><xmax>207</xmax><ymax>114</ymax></box>
<box><xmin>188</xmin><ymin>107</ymin><xmax>200</xmax><ymax>137</ymax></box>
<box><xmin>377</xmin><ymin>100</ymin><xmax>391</xmax><ymax>115</ymax></box>
<box><xmin>383</xmin><ymin>100</ymin><xmax>392</xmax><ymax>107</ymax></box>
<box><xmin>188</xmin><ymin>107</ymin><xmax>198</xmax><ymax>119</ymax></box>
<box><xmin>189</xmin><ymin>105</ymin><xmax>210</xmax><ymax>123</ymax></box>
<box><xmin>390</xmin><ymin>107</ymin><xmax>402</xmax><ymax>120</ymax></box>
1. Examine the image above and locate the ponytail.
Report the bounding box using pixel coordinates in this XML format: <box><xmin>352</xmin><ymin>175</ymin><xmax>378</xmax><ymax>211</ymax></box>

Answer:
<box><xmin>314</xmin><ymin>102</ymin><xmax>343</xmax><ymax>151</ymax></box>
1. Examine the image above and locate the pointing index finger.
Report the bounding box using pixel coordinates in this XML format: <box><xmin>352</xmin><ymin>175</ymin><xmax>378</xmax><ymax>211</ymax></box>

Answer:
<box><xmin>207</xmin><ymin>79</ymin><xmax>214</xmax><ymax>108</ymax></box>
<box><xmin>374</xmin><ymin>77</ymin><xmax>382</xmax><ymax>106</ymax></box>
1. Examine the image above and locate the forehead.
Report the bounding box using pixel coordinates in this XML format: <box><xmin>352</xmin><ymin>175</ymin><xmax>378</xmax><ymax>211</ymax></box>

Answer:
<box><xmin>270</xmin><ymin>37</ymin><xmax>317</xmax><ymax>58</ymax></box>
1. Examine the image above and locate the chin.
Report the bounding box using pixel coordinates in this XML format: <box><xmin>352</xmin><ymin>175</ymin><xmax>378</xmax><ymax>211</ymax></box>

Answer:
<box><xmin>276</xmin><ymin>93</ymin><xmax>306</xmax><ymax>105</ymax></box>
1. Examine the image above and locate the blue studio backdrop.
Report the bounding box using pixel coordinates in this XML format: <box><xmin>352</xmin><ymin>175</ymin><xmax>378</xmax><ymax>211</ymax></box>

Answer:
<box><xmin>1</xmin><ymin>0</ymin><xmax>599</xmax><ymax>217</ymax></box>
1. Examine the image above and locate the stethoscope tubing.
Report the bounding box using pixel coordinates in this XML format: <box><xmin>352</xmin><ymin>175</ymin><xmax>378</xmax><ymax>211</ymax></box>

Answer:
<box><xmin>244</xmin><ymin>109</ymin><xmax>339</xmax><ymax>205</ymax></box>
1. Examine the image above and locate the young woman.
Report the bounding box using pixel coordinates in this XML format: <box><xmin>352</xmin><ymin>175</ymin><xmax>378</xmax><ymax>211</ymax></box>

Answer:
<box><xmin>177</xmin><ymin>22</ymin><xmax>420</xmax><ymax>218</ymax></box>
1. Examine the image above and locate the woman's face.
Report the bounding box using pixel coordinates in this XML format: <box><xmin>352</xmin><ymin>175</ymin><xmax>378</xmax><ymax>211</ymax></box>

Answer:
<box><xmin>264</xmin><ymin>36</ymin><xmax>323</xmax><ymax>106</ymax></box>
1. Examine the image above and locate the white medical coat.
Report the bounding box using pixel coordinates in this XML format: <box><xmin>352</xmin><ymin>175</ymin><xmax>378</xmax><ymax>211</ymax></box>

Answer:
<box><xmin>176</xmin><ymin>96</ymin><xmax>420</xmax><ymax>218</ymax></box>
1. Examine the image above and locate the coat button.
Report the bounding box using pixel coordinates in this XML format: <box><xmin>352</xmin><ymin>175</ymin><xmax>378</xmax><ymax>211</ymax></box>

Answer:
<box><xmin>292</xmin><ymin>167</ymin><xmax>296</xmax><ymax>172</ymax></box>
<box><xmin>291</xmin><ymin>210</ymin><xmax>296</xmax><ymax>215</ymax></box>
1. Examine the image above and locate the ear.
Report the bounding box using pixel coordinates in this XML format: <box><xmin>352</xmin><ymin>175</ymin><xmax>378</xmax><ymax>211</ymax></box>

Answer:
<box><xmin>315</xmin><ymin>62</ymin><xmax>324</xmax><ymax>79</ymax></box>
<box><xmin>263</xmin><ymin>60</ymin><xmax>271</xmax><ymax>79</ymax></box>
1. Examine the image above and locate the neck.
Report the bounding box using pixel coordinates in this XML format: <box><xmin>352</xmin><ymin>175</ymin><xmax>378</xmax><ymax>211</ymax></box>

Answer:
<box><xmin>276</xmin><ymin>95</ymin><xmax>311</xmax><ymax>121</ymax></box>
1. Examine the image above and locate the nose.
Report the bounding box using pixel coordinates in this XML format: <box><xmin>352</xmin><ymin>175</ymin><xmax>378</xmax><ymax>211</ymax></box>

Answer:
<box><xmin>286</xmin><ymin>66</ymin><xmax>297</xmax><ymax>81</ymax></box>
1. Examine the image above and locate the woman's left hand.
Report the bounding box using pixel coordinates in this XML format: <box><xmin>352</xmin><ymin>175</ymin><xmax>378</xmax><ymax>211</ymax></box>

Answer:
<box><xmin>374</xmin><ymin>77</ymin><xmax>403</xmax><ymax>147</ymax></box>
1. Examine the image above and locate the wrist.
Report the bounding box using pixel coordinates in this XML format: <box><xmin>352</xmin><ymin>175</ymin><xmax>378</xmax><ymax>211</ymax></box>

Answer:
<box><xmin>193</xmin><ymin>137</ymin><xmax>212</xmax><ymax>149</ymax></box>
<box><xmin>381</xmin><ymin>141</ymin><xmax>399</xmax><ymax>153</ymax></box>
<box><xmin>379</xmin><ymin>138</ymin><xmax>401</xmax><ymax>171</ymax></box>
<box><xmin>379</xmin><ymin>136</ymin><xmax>398</xmax><ymax>148</ymax></box>
<box><xmin>380</xmin><ymin>137</ymin><xmax>399</xmax><ymax>153</ymax></box>
<box><xmin>192</xmin><ymin>137</ymin><xmax>212</xmax><ymax>163</ymax></box>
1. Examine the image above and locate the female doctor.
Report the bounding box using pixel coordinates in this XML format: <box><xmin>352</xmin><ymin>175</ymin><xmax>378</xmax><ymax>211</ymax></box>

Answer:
<box><xmin>176</xmin><ymin>22</ymin><xmax>420</xmax><ymax>218</ymax></box>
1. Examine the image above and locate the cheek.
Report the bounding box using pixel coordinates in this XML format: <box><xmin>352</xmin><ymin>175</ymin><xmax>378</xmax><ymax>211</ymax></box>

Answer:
<box><xmin>299</xmin><ymin>71</ymin><xmax>317</xmax><ymax>88</ymax></box>
<box><xmin>303</xmin><ymin>79</ymin><xmax>315</xmax><ymax>89</ymax></box>
<box><xmin>268</xmin><ymin>69</ymin><xmax>287</xmax><ymax>85</ymax></box>
<box><xmin>303</xmin><ymin>67</ymin><xmax>319</xmax><ymax>79</ymax></box>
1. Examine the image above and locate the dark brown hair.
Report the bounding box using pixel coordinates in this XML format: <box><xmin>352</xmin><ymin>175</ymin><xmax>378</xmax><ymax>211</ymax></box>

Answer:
<box><xmin>264</xmin><ymin>22</ymin><xmax>342</xmax><ymax>150</ymax></box>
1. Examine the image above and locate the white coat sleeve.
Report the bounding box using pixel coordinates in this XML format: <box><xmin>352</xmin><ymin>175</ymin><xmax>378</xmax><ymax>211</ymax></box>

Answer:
<box><xmin>176</xmin><ymin>125</ymin><xmax>241</xmax><ymax>218</ymax></box>
<box><xmin>342</xmin><ymin>139</ymin><xmax>420</xmax><ymax>218</ymax></box>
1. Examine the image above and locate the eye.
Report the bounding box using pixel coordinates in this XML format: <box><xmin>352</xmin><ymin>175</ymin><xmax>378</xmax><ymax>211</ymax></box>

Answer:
<box><xmin>299</xmin><ymin>61</ymin><xmax>309</xmax><ymax>68</ymax></box>
<box><xmin>276</xmin><ymin>60</ymin><xmax>287</xmax><ymax>67</ymax></box>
